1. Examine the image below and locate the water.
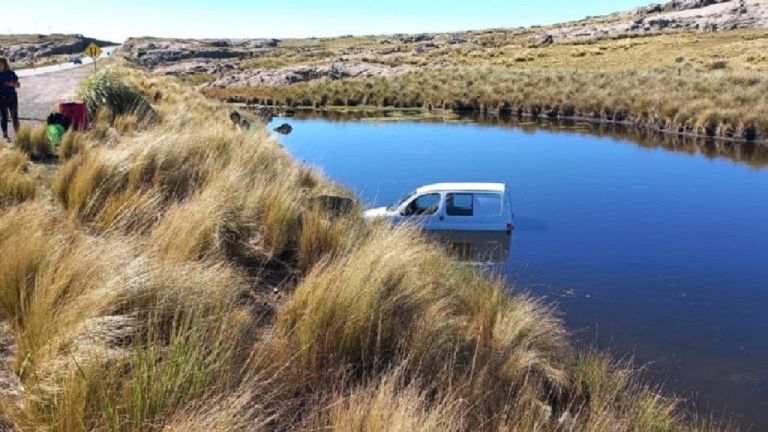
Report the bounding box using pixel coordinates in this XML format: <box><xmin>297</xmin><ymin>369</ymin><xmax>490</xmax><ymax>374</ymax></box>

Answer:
<box><xmin>269</xmin><ymin>114</ymin><xmax>768</xmax><ymax>428</ymax></box>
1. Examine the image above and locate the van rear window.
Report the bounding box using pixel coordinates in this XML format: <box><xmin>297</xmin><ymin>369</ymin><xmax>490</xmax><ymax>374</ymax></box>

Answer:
<box><xmin>474</xmin><ymin>193</ymin><xmax>502</xmax><ymax>217</ymax></box>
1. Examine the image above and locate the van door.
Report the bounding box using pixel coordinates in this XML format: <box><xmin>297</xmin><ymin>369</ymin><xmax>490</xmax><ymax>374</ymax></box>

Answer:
<box><xmin>473</xmin><ymin>193</ymin><xmax>505</xmax><ymax>231</ymax></box>
<box><xmin>394</xmin><ymin>193</ymin><xmax>443</xmax><ymax>229</ymax></box>
<box><xmin>442</xmin><ymin>192</ymin><xmax>475</xmax><ymax>231</ymax></box>
<box><xmin>442</xmin><ymin>192</ymin><xmax>505</xmax><ymax>231</ymax></box>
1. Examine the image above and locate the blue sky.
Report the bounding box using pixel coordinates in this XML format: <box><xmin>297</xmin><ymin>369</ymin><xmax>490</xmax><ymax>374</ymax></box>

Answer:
<box><xmin>5</xmin><ymin>0</ymin><xmax>653</xmax><ymax>42</ymax></box>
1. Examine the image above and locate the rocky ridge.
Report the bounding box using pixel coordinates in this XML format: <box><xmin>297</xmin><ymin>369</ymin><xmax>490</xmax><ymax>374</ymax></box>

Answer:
<box><xmin>0</xmin><ymin>34</ymin><xmax>116</xmax><ymax>64</ymax></box>
<box><xmin>122</xmin><ymin>38</ymin><xmax>279</xmax><ymax>68</ymax></box>
<box><xmin>543</xmin><ymin>0</ymin><xmax>768</xmax><ymax>41</ymax></box>
<box><xmin>120</xmin><ymin>0</ymin><xmax>768</xmax><ymax>88</ymax></box>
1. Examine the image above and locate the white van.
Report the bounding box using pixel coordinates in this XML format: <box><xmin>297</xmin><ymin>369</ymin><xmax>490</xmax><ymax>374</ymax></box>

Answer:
<box><xmin>364</xmin><ymin>183</ymin><xmax>514</xmax><ymax>263</ymax></box>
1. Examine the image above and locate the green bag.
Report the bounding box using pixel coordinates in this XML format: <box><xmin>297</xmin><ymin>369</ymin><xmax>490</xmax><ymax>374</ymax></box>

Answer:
<box><xmin>46</xmin><ymin>124</ymin><xmax>66</xmax><ymax>147</ymax></box>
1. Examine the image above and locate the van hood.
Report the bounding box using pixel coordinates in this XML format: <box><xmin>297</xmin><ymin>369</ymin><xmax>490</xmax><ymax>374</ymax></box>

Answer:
<box><xmin>363</xmin><ymin>206</ymin><xmax>394</xmax><ymax>220</ymax></box>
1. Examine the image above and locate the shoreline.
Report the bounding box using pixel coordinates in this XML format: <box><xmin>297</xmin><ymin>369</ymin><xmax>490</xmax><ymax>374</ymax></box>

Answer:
<box><xmin>236</xmin><ymin>103</ymin><xmax>768</xmax><ymax>147</ymax></box>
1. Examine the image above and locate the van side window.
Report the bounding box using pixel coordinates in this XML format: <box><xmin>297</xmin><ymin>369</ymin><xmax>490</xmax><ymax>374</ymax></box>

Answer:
<box><xmin>474</xmin><ymin>193</ymin><xmax>502</xmax><ymax>217</ymax></box>
<box><xmin>403</xmin><ymin>193</ymin><xmax>441</xmax><ymax>216</ymax></box>
<box><xmin>446</xmin><ymin>193</ymin><xmax>473</xmax><ymax>216</ymax></box>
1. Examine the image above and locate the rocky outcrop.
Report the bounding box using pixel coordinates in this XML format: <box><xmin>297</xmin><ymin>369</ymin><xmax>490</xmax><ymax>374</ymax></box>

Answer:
<box><xmin>154</xmin><ymin>59</ymin><xmax>237</xmax><ymax>76</ymax></box>
<box><xmin>208</xmin><ymin>61</ymin><xmax>412</xmax><ymax>87</ymax></box>
<box><xmin>122</xmin><ymin>37</ymin><xmax>279</xmax><ymax>68</ymax></box>
<box><xmin>0</xmin><ymin>35</ymin><xmax>115</xmax><ymax>63</ymax></box>
<box><xmin>273</xmin><ymin>123</ymin><xmax>293</xmax><ymax>135</ymax></box>
<box><xmin>547</xmin><ymin>0</ymin><xmax>768</xmax><ymax>40</ymax></box>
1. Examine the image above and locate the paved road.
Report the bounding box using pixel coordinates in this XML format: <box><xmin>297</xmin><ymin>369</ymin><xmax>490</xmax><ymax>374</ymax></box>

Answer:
<box><xmin>7</xmin><ymin>46</ymin><xmax>119</xmax><ymax>136</ymax></box>
<box><xmin>15</xmin><ymin>46</ymin><xmax>119</xmax><ymax>78</ymax></box>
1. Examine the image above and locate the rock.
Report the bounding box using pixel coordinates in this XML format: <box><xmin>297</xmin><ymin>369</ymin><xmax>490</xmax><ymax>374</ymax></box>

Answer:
<box><xmin>395</xmin><ymin>33</ymin><xmax>433</xmax><ymax>43</ymax></box>
<box><xmin>0</xmin><ymin>35</ymin><xmax>115</xmax><ymax>64</ymax></box>
<box><xmin>539</xmin><ymin>34</ymin><xmax>555</xmax><ymax>45</ymax></box>
<box><xmin>273</xmin><ymin>123</ymin><xmax>293</xmax><ymax>135</ymax></box>
<box><xmin>153</xmin><ymin>59</ymin><xmax>236</xmax><ymax>76</ymax></box>
<box><xmin>122</xmin><ymin>37</ymin><xmax>279</xmax><ymax>68</ymax></box>
<box><xmin>208</xmin><ymin>61</ymin><xmax>412</xmax><ymax>87</ymax></box>
<box><xmin>310</xmin><ymin>195</ymin><xmax>356</xmax><ymax>216</ymax></box>
<box><xmin>412</xmin><ymin>42</ymin><xmax>439</xmax><ymax>55</ymax></box>
<box><xmin>256</xmin><ymin>107</ymin><xmax>277</xmax><ymax>122</ymax></box>
<box><xmin>543</xmin><ymin>0</ymin><xmax>768</xmax><ymax>41</ymax></box>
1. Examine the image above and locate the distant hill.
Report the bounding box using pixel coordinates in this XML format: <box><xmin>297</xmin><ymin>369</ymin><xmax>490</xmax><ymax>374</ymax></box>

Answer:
<box><xmin>0</xmin><ymin>34</ymin><xmax>117</xmax><ymax>66</ymax></box>
<box><xmin>121</xmin><ymin>0</ymin><xmax>768</xmax><ymax>143</ymax></box>
<box><xmin>541</xmin><ymin>0</ymin><xmax>767</xmax><ymax>41</ymax></box>
<box><xmin>122</xmin><ymin>0</ymin><xmax>768</xmax><ymax>82</ymax></box>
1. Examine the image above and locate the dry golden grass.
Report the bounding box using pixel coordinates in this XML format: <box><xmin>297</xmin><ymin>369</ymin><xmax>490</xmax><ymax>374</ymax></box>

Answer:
<box><xmin>203</xmin><ymin>30</ymin><xmax>768</xmax><ymax>142</ymax></box>
<box><xmin>0</xmin><ymin>61</ymin><xmax>735</xmax><ymax>431</ymax></box>
<box><xmin>307</xmin><ymin>370</ymin><xmax>465</xmax><ymax>432</ymax></box>
<box><xmin>13</xmin><ymin>125</ymin><xmax>53</xmax><ymax>161</ymax></box>
<box><xmin>58</xmin><ymin>131</ymin><xmax>89</xmax><ymax>160</ymax></box>
<box><xmin>208</xmin><ymin>65</ymin><xmax>768</xmax><ymax>141</ymax></box>
<box><xmin>0</xmin><ymin>149</ymin><xmax>35</xmax><ymax>207</ymax></box>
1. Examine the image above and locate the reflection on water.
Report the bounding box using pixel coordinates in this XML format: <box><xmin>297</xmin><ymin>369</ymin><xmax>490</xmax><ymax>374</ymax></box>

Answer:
<box><xmin>273</xmin><ymin>108</ymin><xmax>768</xmax><ymax>168</ymax></box>
<box><xmin>431</xmin><ymin>229</ymin><xmax>511</xmax><ymax>268</ymax></box>
<box><xmin>267</xmin><ymin>112</ymin><xmax>768</xmax><ymax>429</ymax></box>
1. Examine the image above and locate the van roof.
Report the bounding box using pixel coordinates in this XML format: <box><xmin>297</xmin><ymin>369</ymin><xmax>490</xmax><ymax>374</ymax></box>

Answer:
<box><xmin>416</xmin><ymin>183</ymin><xmax>506</xmax><ymax>194</ymax></box>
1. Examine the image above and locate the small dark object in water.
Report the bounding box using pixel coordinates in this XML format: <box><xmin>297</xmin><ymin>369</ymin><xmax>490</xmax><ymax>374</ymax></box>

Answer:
<box><xmin>310</xmin><ymin>195</ymin><xmax>355</xmax><ymax>217</ymax></box>
<box><xmin>274</xmin><ymin>123</ymin><xmax>293</xmax><ymax>135</ymax></box>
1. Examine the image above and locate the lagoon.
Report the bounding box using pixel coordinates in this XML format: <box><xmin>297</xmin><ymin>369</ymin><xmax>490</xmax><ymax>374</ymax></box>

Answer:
<box><xmin>269</xmin><ymin>114</ymin><xmax>768</xmax><ymax>428</ymax></box>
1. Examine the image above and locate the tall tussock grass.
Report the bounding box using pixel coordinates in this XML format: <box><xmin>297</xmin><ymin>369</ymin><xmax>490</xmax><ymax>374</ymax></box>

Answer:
<box><xmin>208</xmin><ymin>66</ymin><xmax>768</xmax><ymax>142</ymax></box>
<box><xmin>0</xmin><ymin>201</ymin><xmax>256</xmax><ymax>431</ymax></box>
<box><xmin>0</xmin><ymin>62</ymin><xmax>735</xmax><ymax>431</ymax></box>
<box><xmin>13</xmin><ymin>124</ymin><xmax>53</xmax><ymax>161</ymax></box>
<box><xmin>58</xmin><ymin>130</ymin><xmax>89</xmax><ymax>160</ymax></box>
<box><xmin>279</xmin><ymin>226</ymin><xmax>568</xmax><ymax>429</ymax></box>
<box><xmin>0</xmin><ymin>149</ymin><xmax>35</xmax><ymax>207</ymax></box>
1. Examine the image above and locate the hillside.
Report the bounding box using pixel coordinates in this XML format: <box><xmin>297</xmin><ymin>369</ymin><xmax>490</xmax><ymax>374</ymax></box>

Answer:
<box><xmin>0</xmin><ymin>58</ymin><xmax>738</xmax><ymax>430</ymax></box>
<box><xmin>0</xmin><ymin>34</ymin><xmax>116</xmax><ymax>67</ymax></box>
<box><xmin>122</xmin><ymin>0</ymin><xmax>768</xmax><ymax>142</ymax></box>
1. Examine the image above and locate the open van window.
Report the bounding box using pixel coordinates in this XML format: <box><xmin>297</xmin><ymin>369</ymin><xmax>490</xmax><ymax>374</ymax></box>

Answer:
<box><xmin>402</xmin><ymin>193</ymin><xmax>441</xmax><ymax>216</ymax></box>
<box><xmin>388</xmin><ymin>191</ymin><xmax>416</xmax><ymax>211</ymax></box>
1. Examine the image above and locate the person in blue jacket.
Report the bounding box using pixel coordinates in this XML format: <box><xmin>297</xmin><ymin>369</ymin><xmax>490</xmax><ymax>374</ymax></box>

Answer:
<box><xmin>0</xmin><ymin>57</ymin><xmax>21</xmax><ymax>142</ymax></box>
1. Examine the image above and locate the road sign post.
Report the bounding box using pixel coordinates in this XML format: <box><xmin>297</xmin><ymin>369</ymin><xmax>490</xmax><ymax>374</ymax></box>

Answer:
<box><xmin>84</xmin><ymin>43</ymin><xmax>102</xmax><ymax>71</ymax></box>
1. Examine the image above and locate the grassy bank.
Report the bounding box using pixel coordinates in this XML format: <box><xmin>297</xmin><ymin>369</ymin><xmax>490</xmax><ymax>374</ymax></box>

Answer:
<box><xmin>202</xmin><ymin>30</ymin><xmax>768</xmax><ymax>142</ymax></box>
<box><xmin>0</xmin><ymin>61</ymin><xmax>734</xmax><ymax>431</ymax></box>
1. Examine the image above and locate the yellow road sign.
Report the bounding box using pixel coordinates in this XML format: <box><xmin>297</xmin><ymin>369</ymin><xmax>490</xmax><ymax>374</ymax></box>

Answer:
<box><xmin>84</xmin><ymin>42</ymin><xmax>102</xmax><ymax>58</ymax></box>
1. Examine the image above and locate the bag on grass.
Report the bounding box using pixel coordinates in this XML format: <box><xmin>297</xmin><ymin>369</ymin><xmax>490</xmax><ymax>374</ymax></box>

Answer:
<box><xmin>46</xmin><ymin>124</ymin><xmax>66</xmax><ymax>147</ymax></box>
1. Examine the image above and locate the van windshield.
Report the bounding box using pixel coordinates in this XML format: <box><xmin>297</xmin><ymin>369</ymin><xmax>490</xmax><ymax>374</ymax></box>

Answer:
<box><xmin>388</xmin><ymin>191</ymin><xmax>416</xmax><ymax>211</ymax></box>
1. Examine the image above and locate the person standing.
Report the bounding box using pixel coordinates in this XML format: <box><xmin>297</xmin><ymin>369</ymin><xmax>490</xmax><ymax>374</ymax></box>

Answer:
<box><xmin>0</xmin><ymin>57</ymin><xmax>21</xmax><ymax>142</ymax></box>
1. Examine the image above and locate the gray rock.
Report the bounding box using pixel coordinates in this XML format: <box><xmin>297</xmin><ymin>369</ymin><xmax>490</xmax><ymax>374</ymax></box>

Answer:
<box><xmin>1</xmin><ymin>35</ymin><xmax>115</xmax><ymax>64</ymax></box>
<box><xmin>122</xmin><ymin>37</ymin><xmax>279</xmax><ymax>68</ymax></box>
<box><xmin>208</xmin><ymin>61</ymin><xmax>412</xmax><ymax>87</ymax></box>
<box><xmin>539</xmin><ymin>0</ymin><xmax>768</xmax><ymax>41</ymax></box>
<box><xmin>273</xmin><ymin>123</ymin><xmax>293</xmax><ymax>135</ymax></box>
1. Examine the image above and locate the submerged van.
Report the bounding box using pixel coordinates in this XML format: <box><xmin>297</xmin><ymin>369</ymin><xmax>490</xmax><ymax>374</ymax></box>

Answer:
<box><xmin>364</xmin><ymin>183</ymin><xmax>514</xmax><ymax>263</ymax></box>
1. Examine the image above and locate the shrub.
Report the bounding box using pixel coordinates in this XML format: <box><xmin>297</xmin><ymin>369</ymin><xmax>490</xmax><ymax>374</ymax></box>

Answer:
<box><xmin>706</xmin><ymin>60</ymin><xmax>729</xmax><ymax>70</ymax></box>
<box><xmin>78</xmin><ymin>70</ymin><xmax>158</xmax><ymax>124</ymax></box>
